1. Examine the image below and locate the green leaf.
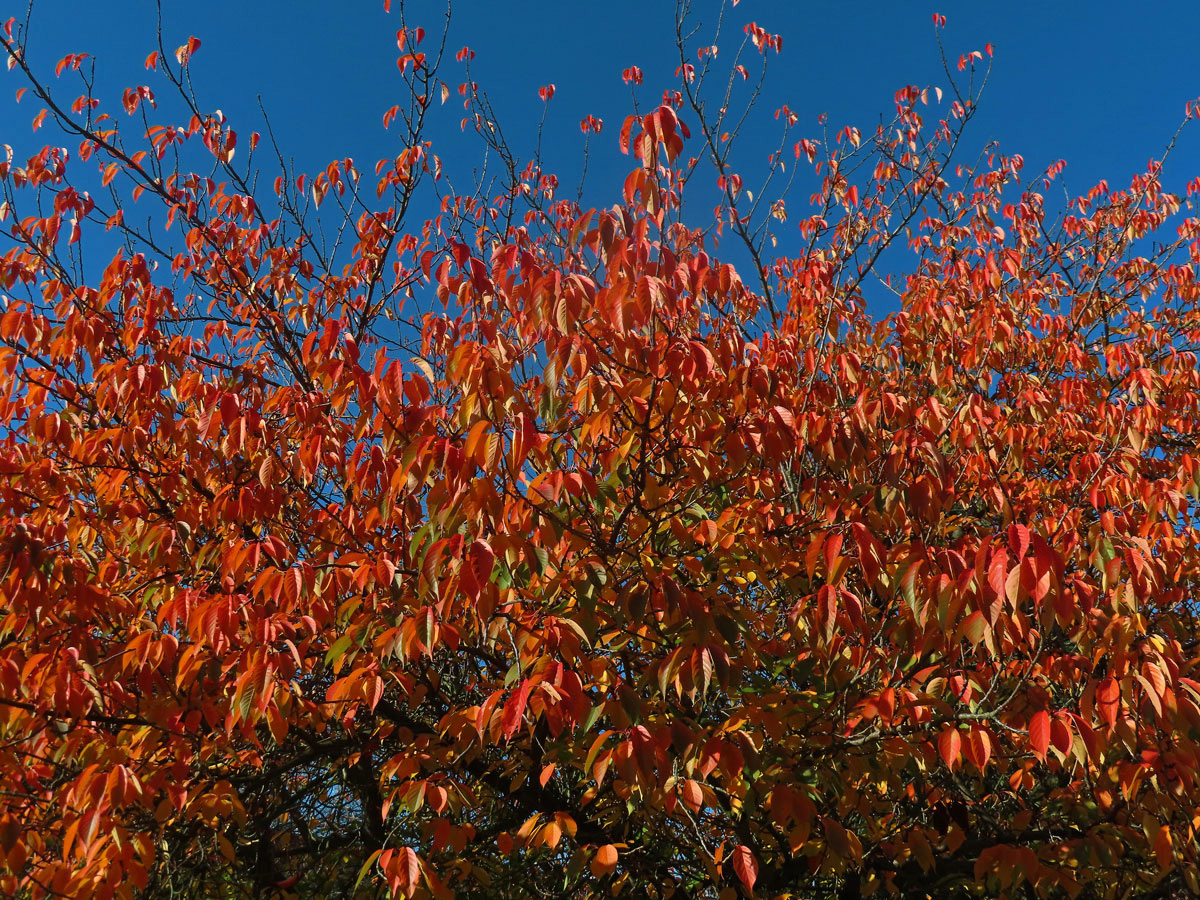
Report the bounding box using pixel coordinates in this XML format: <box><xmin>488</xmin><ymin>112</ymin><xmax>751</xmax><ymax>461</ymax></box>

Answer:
<box><xmin>325</xmin><ymin>634</ymin><xmax>353</xmax><ymax>667</ymax></box>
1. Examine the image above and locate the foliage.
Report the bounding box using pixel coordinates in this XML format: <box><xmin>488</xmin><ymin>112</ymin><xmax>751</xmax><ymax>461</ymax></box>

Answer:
<box><xmin>2</xmin><ymin>2</ymin><xmax>1200</xmax><ymax>898</ymax></box>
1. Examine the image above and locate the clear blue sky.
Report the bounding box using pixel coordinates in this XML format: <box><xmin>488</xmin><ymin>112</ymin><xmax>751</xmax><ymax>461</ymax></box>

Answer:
<box><xmin>5</xmin><ymin>0</ymin><xmax>1200</xmax><ymax>309</ymax></box>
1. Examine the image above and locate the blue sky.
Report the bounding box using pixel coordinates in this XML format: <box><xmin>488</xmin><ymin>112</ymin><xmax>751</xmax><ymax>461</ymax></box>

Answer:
<box><xmin>4</xmin><ymin>0</ymin><xmax>1200</xmax><ymax>313</ymax></box>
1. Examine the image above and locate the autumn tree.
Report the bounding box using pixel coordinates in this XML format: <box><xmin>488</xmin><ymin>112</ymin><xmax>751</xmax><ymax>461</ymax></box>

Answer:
<box><xmin>2</xmin><ymin>2</ymin><xmax>1200</xmax><ymax>898</ymax></box>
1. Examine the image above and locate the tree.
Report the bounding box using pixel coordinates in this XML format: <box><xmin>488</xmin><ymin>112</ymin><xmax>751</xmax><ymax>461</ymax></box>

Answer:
<box><xmin>1</xmin><ymin>2</ymin><xmax>1200</xmax><ymax>898</ymax></box>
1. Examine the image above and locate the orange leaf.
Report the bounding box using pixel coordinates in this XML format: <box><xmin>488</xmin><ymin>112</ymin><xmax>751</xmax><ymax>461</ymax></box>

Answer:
<box><xmin>1154</xmin><ymin>825</ymin><xmax>1173</xmax><ymax>870</ymax></box>
<box><xmin>1096</xmin><ymin>677</ymin><xmax>1121</xmax><ymax>727</ymax></box>
<box><xmin>938</xmin><ymin>726</ymin><xmax>961</xmax><ymax>770</ymax></box>
<box><xmin>394</xmin><ymin>847</ymin><xmax>421</xmax><ymax>892</ymax></box>
<box><xmin>680</xmin><ymin>779</ymin><xmax>703</xmax><ymax>813</ymax></box>
<box><xmin>966</xmin><ymin>726</ymin><xmax>992</xmax><ymax>770</ymax></box>
<box><xmin>591</xmin><ymin>844</ymin><xmax>618</xmax><ymax>877</ymax></box>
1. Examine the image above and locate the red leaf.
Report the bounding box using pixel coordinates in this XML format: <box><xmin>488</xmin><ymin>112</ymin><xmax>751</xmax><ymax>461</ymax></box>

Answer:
<box><xmin>1029</xmin><ymin>710</ymin><xmax>1050</xmax><ymax>761</ymax></box>
<box><xmin>732</xmin><ymin>844</ymin><xmax>758</xmax><ymax>890</ymax></box>
<box><xmin>175</xmin><ymin>37</ymin><xmax>201</xmax><ymax>65</ymax></box>
<box><xmin>619</xmin><ymin>115</ymin><xmax>637</xmax><ymax>155</ymax></box>
<box><xmin>1008</xmin><ymin>523</ymin><xmax>1030</xmax><ymax>560</ymax></box>
<box><xmin>501</xmin><ymin>679</ymin><xmax>530</xmax><ymax>740</ymax></box>
<box><xmin>466</xmin><ymin>539</ymin><xmax>495</xmax><ymax>597</ymax></box>
<box><xmin>1050</xmin><ymin>716</ymin><xmax>1073</xmax><ymax>754</ymax></box>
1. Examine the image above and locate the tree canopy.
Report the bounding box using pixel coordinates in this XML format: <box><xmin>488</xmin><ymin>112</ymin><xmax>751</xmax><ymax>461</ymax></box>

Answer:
<box><xmin>2</xmin><ymin>3</ymin><xmax>1200</xmax><ymax>899</ymax></box>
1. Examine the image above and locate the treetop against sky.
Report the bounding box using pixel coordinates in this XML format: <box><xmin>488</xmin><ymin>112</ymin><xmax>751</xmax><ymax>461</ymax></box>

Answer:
<box><xmin>3</xmin><ymin>0</ymin><xmax>1199</xmax><ymax>311</ymax></box>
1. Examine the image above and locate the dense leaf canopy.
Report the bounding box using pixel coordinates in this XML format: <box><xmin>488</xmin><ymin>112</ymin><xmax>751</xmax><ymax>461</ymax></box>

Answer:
<box><xmin>2</xmin><ymin>4</ymin><xmax>1200</xmax><ymax>899</ymax></box>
